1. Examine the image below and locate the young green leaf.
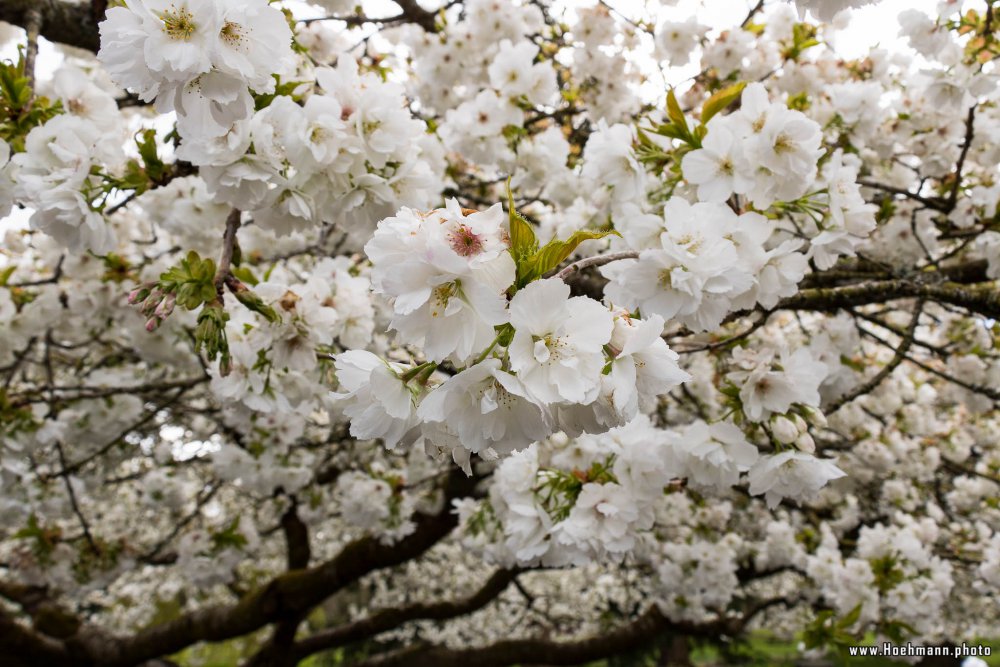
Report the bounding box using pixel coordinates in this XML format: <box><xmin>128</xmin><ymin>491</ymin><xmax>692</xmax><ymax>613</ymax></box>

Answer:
<box><xmin>527</xmin><ymin>229</ymin><xmax>622</xmax><ymax>280</ymax></box>
<box><xmin>700</xmin><ymin>81</ymin><xmax>747</xmax><ymax>124</ymax></box>
<box><xmin>506</xmin><ymin>178</ymin><xmax>537</xmax><ymax>261</ymax></box>
<box><xmin>666</xmin><ymin>88</ymin><xmax>687</xmax><ymax>129</ymax></box>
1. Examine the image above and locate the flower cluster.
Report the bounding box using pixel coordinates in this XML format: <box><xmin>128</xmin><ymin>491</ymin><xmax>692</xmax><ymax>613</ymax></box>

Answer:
<box><xmin>602</xmin><ymin>198</ymin><xmax>807</xmax><ymax>331</ymax></box>
<box><xmin>333</xmin><ymin>202</ymin><xmax>690</xmax><ymax>467</ymax></box>
<box><xmin>13</xmin><ymin>115</ymin><xmax>124</xmax><ymax>252</ymax></box>
<box><xmin>455</xmin><ymin>415</ymin><xmax>846</xmax><ymax>567</ymax></box>
<box><xmin>681</xmin><ymin>83</ymin><xmax>823</xmax><ymax>209</ymax></box>
<box><xmin>98</xmin><ymin>0</ymin><xmax>294</xmax><ymax>140</ymax></box>
<box><xmin>3</xmin><ymin>0</ymin><xmax>1000</xmax><ymax>659</ymax></box>
<box><xmin>181</xmin><ymin>59</ymin><xmax>443</xmax><ymax>241</ymax></box>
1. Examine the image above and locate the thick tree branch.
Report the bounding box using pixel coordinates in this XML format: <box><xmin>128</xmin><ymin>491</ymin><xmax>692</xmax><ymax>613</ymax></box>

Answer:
<box><xmin>241</xmin><ymin>504</ymin><xmax>313</xmax><ymax>667</ymax></box>
<box><xmin>0</xmin><ymin>609</ymin><xmax>72</xmax><ymax>667</ymax></box>
<box><xmin>0</xmin><ymin>0</ymin><xmax>102</xmax><ymax>53</ymax></box>
<box><xmin>280</xmin><ymin>503</ymin><xmax>311</xmax><ymax>571</ymax></box>
<box><xmin>351</xmin><ymin>606</ymin><xmax>709</xmax><ymax>667</ymax></box>
<box><xmin>777</xmin><ymin>280</ymin><xmax>1000</xmax><ymax>321</ymax></box>
<box><xmin>69</xmin><ymin>470</ymin><xmax>479</xmax><ymax>667</ymax></box>
<box><xmin>291</xmin><ymin>568</ymin><xmax>521</xmax><ymax>662</ymax></box>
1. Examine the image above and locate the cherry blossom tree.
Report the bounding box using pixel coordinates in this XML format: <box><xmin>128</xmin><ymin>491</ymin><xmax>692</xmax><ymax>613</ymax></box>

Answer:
<box><xmin>0</xmin><ymin>0</ymin><xmax>998</xmax><ymax>665</ymax></box>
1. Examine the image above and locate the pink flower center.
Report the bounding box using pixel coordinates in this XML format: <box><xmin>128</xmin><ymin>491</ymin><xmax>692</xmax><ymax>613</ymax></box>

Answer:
<box><xmin>448</xmin><ymin>224</ymin><xmax>485</xmax><ymax>257</ymax></box>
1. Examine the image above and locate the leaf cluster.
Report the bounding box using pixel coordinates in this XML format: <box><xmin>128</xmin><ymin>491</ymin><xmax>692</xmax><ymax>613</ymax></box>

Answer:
<box><xmin>159</xmin><ymin>251</ymin><xmax>219</xmax><ymax>311</ymax></box>
<box><xmin>506</xmin><ymin>181</ymin><xmax>619</xmax><ymax>288</ymax></box>
<box><xmin>0</xmin><ymin>54</ymin><xmax>62</xmax><ymax>152</ymax></box>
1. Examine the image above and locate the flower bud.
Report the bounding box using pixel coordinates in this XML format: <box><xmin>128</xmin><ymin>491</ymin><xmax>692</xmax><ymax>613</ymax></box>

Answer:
<box><xmin>804</xmin><ymin>407</ymin><xmax>827</xmax><ymax>429</ymax></box>
<box><xmin>154</xmin><ymin>293</ymin><xmax>176</xmax><ymax>319</ymax></box>
<box><xmin>795</xmin><ymin>432</ymin><xmax>816</xmax><ymax>454</ymax></box>
<box><xmin>607</xmin><ymin>310</ymin><xmax>634</xmax><ymax>358</ymax></box>
<box><xmin>771</xmin><ymin>415</ymin><xmax>798</xmax><ymax>444</ymax></box>
<box><xmin>128</xmin><ymin>285</ymin><xmax>150</xmax><ymax>305</ymax></box>
<box><xmin>791</xmin><ymin>413</ymin><xmax>808</xmax><ymax>433</ymax></box>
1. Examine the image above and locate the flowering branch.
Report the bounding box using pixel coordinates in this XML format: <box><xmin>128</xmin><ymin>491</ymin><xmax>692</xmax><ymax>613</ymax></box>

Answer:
<box><xmin>61</xmin><ymin>470</ymin><xmax>481</xmax><ymax>667</ymax></box>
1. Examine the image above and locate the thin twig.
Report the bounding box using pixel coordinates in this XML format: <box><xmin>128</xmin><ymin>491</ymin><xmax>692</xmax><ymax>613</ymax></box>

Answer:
<box><xmin>827</xmin><ymin>300</ymin><xmax>924</xmax><ymax>413</ymax></box>
<box><xmin>947</xmin><ymin>105</ymin><xmax>976</xmax><ymax>211</ymax></box>
<box><xmin>857</xmin><ymin>326</ymin><xmax>1000</xmax><ymax>402</ymax></box>
<box><xmin>741</xmin><ymin>0</ymin><xmax>766</xmax><ymax>28</ymax></box>
<box><xmin>54</xmin><ymin>441</ymin><xmax>99</xmax><ymax>554</ymax></box>
<box><xmin>857</xmin><ymin>179</ymin><xmax>948</xmax><ymax>212</ymax></box>
<box><xmin>555</xmin><ymin>251</ymin><xmax>639</xmax><ymax>280</ymax></box>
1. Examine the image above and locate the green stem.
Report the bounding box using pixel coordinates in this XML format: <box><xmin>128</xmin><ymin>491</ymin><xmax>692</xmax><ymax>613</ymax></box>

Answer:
<box><xmin>400</xmin><ymin>361</ymin><xmax>436</xmax><ymax>384</ymax></box>
<box><xmin>472</xmin><ymin>333</ymin><xmax>503</xmax><ymax>366</ymax></box>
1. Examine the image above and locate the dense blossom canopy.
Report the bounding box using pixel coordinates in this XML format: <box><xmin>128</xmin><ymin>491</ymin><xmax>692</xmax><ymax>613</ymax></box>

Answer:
<box><xmin>0</xmin><ymin>0</ymin><xmax>998</xmax><ymax>665</ymax></box>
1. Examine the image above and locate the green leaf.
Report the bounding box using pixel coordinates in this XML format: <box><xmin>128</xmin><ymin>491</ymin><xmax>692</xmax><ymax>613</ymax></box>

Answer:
<box><xmin>700</xmin><ymin>81</ymin><xmax>747</xmax><ymax>124</ymax></box>
<box><xmin>506</xmin><ymin>178</ymin><xmax>539</xmax><ymax>288</ymax></box>
<box><xmin>837</xmin><ymin>603</ymin><xmax>862</xmax><ymax>630</ymax></box>
<box><xmin>495</xmin><ymin>323</ymin><xmax>515</xmax><ymax>347</ymax></box>
<box><xmin>210</xmin><ymin>518</ymin><xmax>248</xmax><ymax>551</ymax></box>
<box><xmin>666</xmin><ymin>88</ymin><xmax>687</xmax><ymax>129</ymax></box>
<box><xmin>136</xmin><ymin>129</ymin><xmax>165</xmax><ymax>183</ymax></box>
<box><xmin>651</xmin><ymin>123</ymin><xmax>687</xmax><ymax>141</ymax></box>
<box><xmin>253</xmin><ymin>76</ymin><xmax>306</xmax><ymax>111</ymax></box>
<box><xmin>0</xmin><ymin>265</ymin><xmax>15</xmax><ymax>286</ymax></box>
<box><xmin>526</xmin><ymin>229</ymin><xmax>621</xmax><ymax>280</ymax></box>
<box><xmin>507</xmin><ymin>178</ymin><xmax>537</xmax><ymax>260</ymax></box>
<box><xmin>231</xmin><ymin>266</ymin><xmax>258</xmax><ymax>286</ymax></box>
<box><xmin>229</xmin><ymin>280</ymin><xmax>279</xmax><ymax>323</ymax></box>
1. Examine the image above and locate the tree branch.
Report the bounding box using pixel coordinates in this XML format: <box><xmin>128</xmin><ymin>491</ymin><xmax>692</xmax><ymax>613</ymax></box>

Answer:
<box><xmin>71</xmin><ymin>470</ymin><xmax>479</xmax><ymax>667</ymax></box>
<box><xmin>392</xmin><ymin>0</ymin><xmax>440</xmax><ymax>32</ymax></box>
<box><xmin>22</xmin><ymin>6</ymin><xmax>41</xmax><ymax>92</ymax></box>
<box><xmin>291</xmin><ymin>568</ymin><xmax>521</xmax><ymax>662</ymax></box>
<box><xmin>947</xmin><ymin>105</ymin><xmax>976</xmax><ymax>211</ymax></box>
<box><xmin>555</xmin><ymin>251</ymin><xmax>639</xmax><ymax>281</ymax></box>
<box><xmin>215</xmin><ymin>209</ymin><xmax>242</xmax><ymax>293</ymax></box>
<box><xmin>351</xmin><ymin>606</ymin><xmax>710</xmax><ymax>667</ymax></box>
<box><xmin>0</xmin><ymin>0</ymin><xmax>101</xmax><ymax>53</ymax></box>
<box><xmin>0</xmin><ymin>608</ymin><xmax>72</xmax><ymax>666</ymax></box>
<box><xmin>776</xmin><ymin>279</ymin><xmax>1000</xmax><ymax>322</ymax></box>
<box><xmin>826</xmin><ymin>300</ymin><xmax>924</xmax><ymax>413</ymax></box>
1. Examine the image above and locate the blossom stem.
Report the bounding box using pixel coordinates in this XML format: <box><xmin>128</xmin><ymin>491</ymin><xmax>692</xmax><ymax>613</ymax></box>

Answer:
<box><xmin>400</xmin><ymin>361</ymin><xmax>436</xmax><ymax>384</ymax></box>
<box><xmin>472</xmin><ymin>333</ymin><xmax>503</xmax><ymax>366</ymax></box>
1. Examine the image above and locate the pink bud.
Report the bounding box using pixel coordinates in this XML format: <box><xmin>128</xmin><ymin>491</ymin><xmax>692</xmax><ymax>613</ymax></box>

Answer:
<box><xmin>154</xmin><ymin>293</ymin><xmax>176</xmax><ymax>319</ymax></box>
